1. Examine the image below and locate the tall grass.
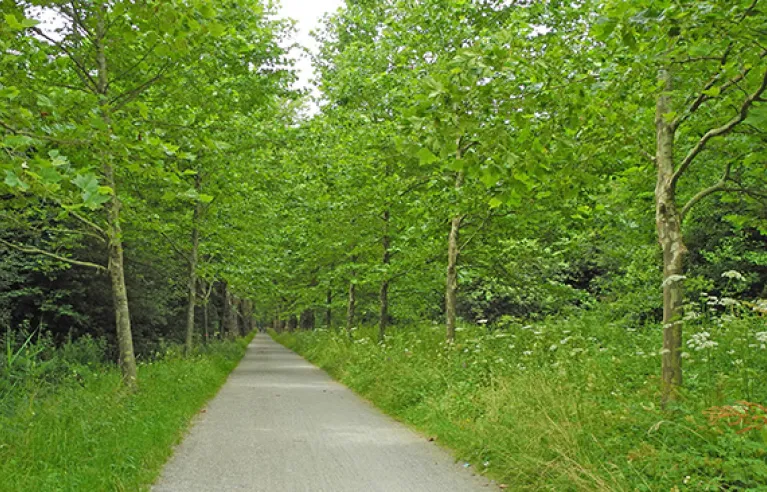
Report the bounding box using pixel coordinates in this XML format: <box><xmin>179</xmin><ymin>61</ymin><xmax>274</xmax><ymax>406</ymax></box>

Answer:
<box><xmin>0</xmin><ymin>333</ymin><xmax>253</xmax><ymax>491</ymax></box>
<box><xmin>275</xmin><ymin>309</ymin><xmax>767</xmax><ymax>490</ymax></box>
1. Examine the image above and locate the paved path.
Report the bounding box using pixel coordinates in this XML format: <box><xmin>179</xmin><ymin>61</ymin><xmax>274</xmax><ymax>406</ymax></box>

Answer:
<box><xmin>154</xmin><ymin>334</ymin><xmax>493</xmax><ymax>492</ymax></box>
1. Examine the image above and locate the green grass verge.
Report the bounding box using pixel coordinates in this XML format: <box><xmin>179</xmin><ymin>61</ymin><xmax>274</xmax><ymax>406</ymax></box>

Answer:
<box><xmin>0</xmin><ymin>333</ymin><xmax>254</xmax><ymax>491</ymax></box>
<box><xmin>273</xmin><ymin>313</ymin><xmax>767</xmax><ymax>491</ymax></box>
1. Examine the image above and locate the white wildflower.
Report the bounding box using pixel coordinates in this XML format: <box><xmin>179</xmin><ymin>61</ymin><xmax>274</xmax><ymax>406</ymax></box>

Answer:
<box><xmin>687</xmin><ymin>331</ymin><xmax>718</xmax><ymax>351</ymax></box>
<box><xmin>721</xmin><ymin>270</ymin><xmax>745</xmax><ymax>282</ymax></box>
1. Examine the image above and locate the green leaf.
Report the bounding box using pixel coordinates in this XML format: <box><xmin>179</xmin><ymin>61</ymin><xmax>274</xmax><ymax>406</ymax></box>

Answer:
<box><xmin>0</xmin><ymin>86</ymin><xmax>20</xmax><ymax>99</ymax></box>
<box><xmin>4</xmin><ymin>170</ymin><xmax>28</xmax><ymax>190</ymax></box>
<box><xmin>208</xmin><ymin>22</ymin><xmax>226</xmax><ymax>37</ymax></box>
<box><xmin>3</xmin><ymin>14</ymin><xmax>39</xmax><ymax>30</ymax></box>
<box><xmin>4</xmin><ymin>13</ymin><xmax>22</xmax><ymax>30</ymax></box>
<box><xmin>417</xmin><ymin>148</ymin><xmax>439</xmax><ymax>165</ymax></box>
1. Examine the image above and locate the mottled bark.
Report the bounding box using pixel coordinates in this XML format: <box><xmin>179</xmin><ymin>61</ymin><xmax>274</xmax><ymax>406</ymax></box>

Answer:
<box><xmin>184</xmin><ymin>186</ymin><xmax>201</xmax><ymax>356</ymax></box>
<box><xmin>97</xmin><ymin>9</ymin><xmax>136</xmax><ymax>385</ymax></box>
<box><xmin>446</xmin><ymin>171</ymin><xmax>464</xmax><ymax>342</ymax></box>
<box><xmin>346</xmin><ymin>280</ymin><xmax>356</xmax><ymax>340</ymax></box>
<box><xmin>223</xmin><ymin>283</ymin><xmax>238</xmax><ymax>338</ymax></box>
<box><xmin>656</xmin><ymin>68</ymin><xmax>686</xmax><ymax>404</ymax></box>
<box><xmin>379</xmin><ymin>209</ymin><xmax>390</xmax><ymax>343</ymax></box>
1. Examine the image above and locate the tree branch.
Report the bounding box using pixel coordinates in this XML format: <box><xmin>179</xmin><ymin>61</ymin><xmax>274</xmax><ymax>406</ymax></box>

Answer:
<box><xmin>0</xmin><ymin>238</ymin><xmax>107</xmax><ymax>272</ymax></box>
<box><xmin>31</xmin><ymin>27</ymin><xmax>98</xmax><ymax>93</ymax></box>
<box><xmin>680</xmin><ymin>161</ymin><xmax>731</xmax><ymax>222</ymax></box>
<box><xmin>674</xmin><ymin>48</ymin><xmax>767</xmax><ymax>130</ymax></box>
<box><xmin>672</xmin><ymin>65</ymin><xmax>767</xmax><ymax>185</ymax></box>
<box><xmin>109</xmin><ymin>63</ymin><xmax>173</xmax><ymax>111</ymax></box>
<box><xmin>159</xmin><ymin>230</ymin><xmax>192</xmax><ymax>265</ymax></box>
<box><xmin>0</xmin><ymin>120</ymin><xmax>89</xmax><ymax>146</ymax></box>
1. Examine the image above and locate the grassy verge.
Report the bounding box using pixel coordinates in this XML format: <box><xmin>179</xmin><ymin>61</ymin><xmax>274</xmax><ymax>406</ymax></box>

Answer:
<box><xmin>273</xmin><ymin>312</ymin><xmax>767</xmax><ymax>491</ymax></box>
<box><xmin>0</xmin><ymin>333</ymin><xmax>254</xmax><ymax>491</ymax></box>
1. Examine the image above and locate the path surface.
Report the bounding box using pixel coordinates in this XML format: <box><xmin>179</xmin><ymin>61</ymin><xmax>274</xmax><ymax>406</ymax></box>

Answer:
<box><xmin>153</xmin><ymin>334</ymin><xmax>493</xmax><ymax>492</ymax></box>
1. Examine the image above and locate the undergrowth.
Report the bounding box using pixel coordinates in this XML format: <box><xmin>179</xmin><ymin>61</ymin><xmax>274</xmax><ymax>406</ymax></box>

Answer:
<box><xmin>0</xmin><ymin>332</ymin><xmax>254</xmax><ymax>491</ymax></box>
<box><xmin>274</xmin><ymin>308</ymin><xmax>767</xmax><ymax>491</ymax></box>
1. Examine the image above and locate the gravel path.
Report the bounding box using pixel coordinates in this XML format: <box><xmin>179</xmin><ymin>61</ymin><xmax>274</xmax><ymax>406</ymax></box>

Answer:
<box><xmin>153</xmin><ymin>333</ymin><xmax>494</xmax><ymax>492</ymax></box>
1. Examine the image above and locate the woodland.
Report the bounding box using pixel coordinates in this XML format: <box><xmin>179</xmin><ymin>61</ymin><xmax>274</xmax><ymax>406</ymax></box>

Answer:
<box><xmin>1</xmin><ymin>0</ymin><xmax>766</xmax><ymax>490</ymax></box>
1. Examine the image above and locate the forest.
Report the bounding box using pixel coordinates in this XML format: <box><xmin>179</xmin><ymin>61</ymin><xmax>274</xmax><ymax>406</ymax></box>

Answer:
<box><xmin>1</xmin><ymin>0</ymin><xmax>766</xmax><ymax>490</ymax></box>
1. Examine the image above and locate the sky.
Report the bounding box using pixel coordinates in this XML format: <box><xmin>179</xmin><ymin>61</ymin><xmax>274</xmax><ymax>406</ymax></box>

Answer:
<box><xmin>278</xmin><ymin>0</ymin><xmax>345</xmax><ymax>93</ymax></box>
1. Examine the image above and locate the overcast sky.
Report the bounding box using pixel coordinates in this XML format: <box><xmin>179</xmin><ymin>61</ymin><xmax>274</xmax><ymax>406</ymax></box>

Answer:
<box><xmin>278</xmin><ymin>0</ymin><xmax>345</xmax><ymax>93</ymax></box>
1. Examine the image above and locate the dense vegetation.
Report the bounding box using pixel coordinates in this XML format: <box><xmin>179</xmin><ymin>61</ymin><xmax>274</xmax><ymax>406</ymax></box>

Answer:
<box><xmin>1</xmin><ymin>0</ymin><xmax>766</xmax><ymax>490</ymax></box>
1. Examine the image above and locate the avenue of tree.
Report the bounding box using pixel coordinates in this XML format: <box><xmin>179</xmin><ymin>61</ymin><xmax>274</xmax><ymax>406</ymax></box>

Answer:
<box><xmin>2</xmin><ymin>0</ymin><xmax>766</xmax><ymax>409</ymax></box>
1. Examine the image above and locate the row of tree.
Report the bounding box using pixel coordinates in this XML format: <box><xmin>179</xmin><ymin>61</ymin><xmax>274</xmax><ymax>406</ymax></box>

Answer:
<box><xmin>2</xmin><ymin>0</ymin><xmax>766</xmax><ymax>407</ymax></box>
<box><xmin>1</xmin><ymin>0</ymin><xmax>293</xmax><ymax>385</ymax></box>
<box><xmin>261</xmin><ymin>0</ymin><xmax>767</xmax><ymax>405</ymax></box>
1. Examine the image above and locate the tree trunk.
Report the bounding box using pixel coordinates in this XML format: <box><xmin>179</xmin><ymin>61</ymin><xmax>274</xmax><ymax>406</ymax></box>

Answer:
<box><xmin>379</xmin><ymin>209</ymin><xmax>391</xmax><ymax>342</ymax></box>
<box><xmin>325</xmin><ymin>289</ymin><xmax>332</xmax><ymax>328</ymax></box>
<box><xmin>655</xmin><ymin>67</ymin><xmax>686</xmax><ymax>404</ymax></box>
<box><xmin>287</xmin><ymin>314</ymin><xmax>298</xmax><ymax>332</ymax></box>
<box><xmin>223</xmin><ymin>282</ymin><xmax>238</xmax><ymax>338</ymax></box>
<box><xmin>202</xmin><ymin>280</ymin><xmax>213</xmax><ymax>342</ymax></box>
<box><xmin>243</xmin><ymin>299</ymin><xmax>254</xmax><ymax>333</ymax></box>
<box><xmin>300</xmin><ymin>309</ymin><xmax>315</xmax><ymax>331</ymax></box>
<box><xmin>203</xmin><ymin>292</ymin><xmax>210</xmax><ymax>342</ymax></box>
<box><xmin>184</xmin><ymin>187</ymin><xmax>202</xmax><ymax>355</ymax></box>
<box><xmin>446</xmin><ymin>171</ymin><xmax>464</xmax><ymax>342</ymax></box>
<box><xmin>346</xmin><ymin>279</ymin><xmax>356</xmax><ymax>340</ymax></box>
<box><xmin>232</xmin><ymin>297</ymin><xmax>242</xmax><ymax>337</ymax></box>
<box><xmin>96</xmin><ymin>9</ymin><xmax>136</xmax><ymax>386</ymax></box>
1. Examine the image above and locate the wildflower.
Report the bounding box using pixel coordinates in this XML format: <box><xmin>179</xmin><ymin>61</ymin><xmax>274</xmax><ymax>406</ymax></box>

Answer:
<box><xmin>756</xmin><ymin>332</ymin><xmax>767</xmax><ymax>344</ymax></box>
<box><xmin>683</xmin><ymin>310</ymin><xmax>701</xmax><ymax>321</ymax></box>
<box><xmin>549</xmin><ymin>344</ymin><xmax>558</xmax><ymax>352</ymax></box>
<box><xmin>687</xmin><ymin>331</ymin><xmax>718</xmax><ymax>351</ymax></box>
<box><xmin>477</xmin><ymin>319</ymin><xmax>488</xmax><ymax>325</ymax></box>
<box><xmin>720</xmin><ymin>297</ymin><xmax>739</xmax><ymax>307</ymax></box>
<box><xmin>721</xmin><ymin>270</ymin><xmax>745</xmax><ymax>282</ymax></box>
<box><xmin>523</xmin><ymin>350</ymin><xmax>533</xmax><ymax>356</ymax></box>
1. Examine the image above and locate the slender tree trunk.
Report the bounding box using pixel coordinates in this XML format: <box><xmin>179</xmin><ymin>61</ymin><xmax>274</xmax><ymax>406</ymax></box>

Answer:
<box><xmin>184</xmin><ymin>183</ymin><xmax>202</xmax><ymax>355</ymax></box>
<box><xmin>379</xmin><ymin>209</ymin><xmax>391</xmax><ymax>342</ymax></box>
<box><xmin>202</xmin><ymin>280</ymin><xmax>213</xmax><ymax>342</ymax></box>
<box><xmin>233</xmin><ymin>297</ymin><xmax>243</xmax><ymax>336</ymax></box>
<box><xmin>243</xmin><ymin>299</ymin><xmax>254</xmax><ymax>333</ymax></box>
<box><xmin>446</xmin><ymin>171</ymin><xmax>464</xmax><ymax>342</ymax></box>
<box><xmin>223</xmin><ymin>282</ymin><xmax>238</xmax><ymax>338</ymax></box>
<box><xmin>287</xmin><ymin>314</ymin><xmax>297</xmax><ymax>332</ymax></box>
<box><xmin>203</xmin><ymin>293</ymin><xmax>210</xmax><ymax>342</ymax></box>
<box><xmin>346</xmin><ymin>279</ymin><xmax>356</xmax><ymax>340</ymax></box>
<box><xmin>96</xmin><ymin>9</ymin><xmax>136</xmax><ymax>386</ymax></box>
<box><xmin>655</xmin><ymin>67</ymin><xmax>686</xmax><ymax>404</ymax></box>
<box><xmin>300</xmin><ymin>309</ymin><xmax>315</xmax><ymax>330</ymax></box>
<box><xmin>325</xmin><ymin>289</ymin><xmax>332</xmax><ymax>328</ymax></box>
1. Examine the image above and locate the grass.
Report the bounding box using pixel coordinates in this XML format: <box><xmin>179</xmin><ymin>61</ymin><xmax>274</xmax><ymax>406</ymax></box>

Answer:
<box><xmin>273</xmin><ymin>310</ymin><xmax>767</xmax><ymax>491</ymax></box>
<box><xmin>0</xmin><ymin>333</ymin><xmax>253</xmax><ymax>491</ymax></box>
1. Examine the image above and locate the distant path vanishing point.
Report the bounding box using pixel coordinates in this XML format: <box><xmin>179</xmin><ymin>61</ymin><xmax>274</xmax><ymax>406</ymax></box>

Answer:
<box><xmin>153</xmin><ymin>333</ymin><xmax>494</xmax><ymax>492</ymax></box>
